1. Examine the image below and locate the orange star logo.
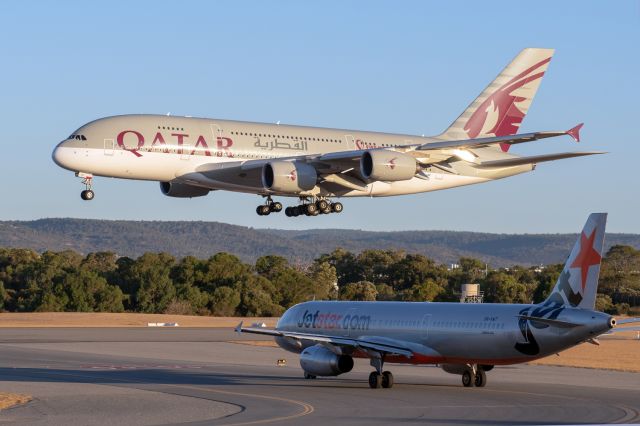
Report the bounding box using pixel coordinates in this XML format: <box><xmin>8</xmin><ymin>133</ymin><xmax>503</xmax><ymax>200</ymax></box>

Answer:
<box><xmin>570</xmin><ymin>229</ymin><xmax>601</xmax><ymax>291</ymax></box>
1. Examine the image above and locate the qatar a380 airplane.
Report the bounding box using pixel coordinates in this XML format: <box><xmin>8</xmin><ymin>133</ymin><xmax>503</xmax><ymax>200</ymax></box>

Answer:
<box><xmin>53</xmin><ymin>48</ymin><xmax>601</xmax><ymax>217</ymax></box>
<box><xmin>237</xmin><ymin>214</ymin><xmax>640</xmax><ymax>388</ymax></box>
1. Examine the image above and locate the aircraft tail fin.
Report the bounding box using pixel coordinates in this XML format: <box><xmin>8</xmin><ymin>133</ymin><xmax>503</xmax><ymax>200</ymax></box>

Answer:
<box><xmin>438</xmin><ymin>48</ymin><xmax>555</xmax><ymax>152</ymax></box>
<box><xmin>544</xmin><ymin>213</ymin><xmax>607</xmax><ymax>310</ymax></box>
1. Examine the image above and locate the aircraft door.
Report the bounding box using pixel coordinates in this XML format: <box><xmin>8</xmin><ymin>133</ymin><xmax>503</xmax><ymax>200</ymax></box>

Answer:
<box><xmin>344</xmin><ymin>308</ymin><xmax>357</xmax><ymax>337</ymax></box>
<box><xmin>421</xmin><ymin>314</ymin><xmax>432</xmax><ymax>341</ymax></box>
<box><xmin>211</xmin><ymin>123</ymin><xmax>224</xmax><ymax>157</ymax></box>
<box><xmin>104</xmin><ymin>138</ymin><xmax>114</xmax><ymax>156</ymax></box>
<box><xmin>344</xmin><ymin>134</ymin><xmax>356</xmax><ymax>150</ymax></box>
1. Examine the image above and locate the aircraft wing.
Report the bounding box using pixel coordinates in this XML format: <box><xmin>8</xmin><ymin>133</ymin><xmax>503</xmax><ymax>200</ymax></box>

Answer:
<box><xmin>236</xmin><ymin>322</ymin><xmax>438</xmax><ymax>359</ymax></box>
<box><xmin>182</xmin><ymin>123</ymin><xmax>598</xmax><ymax>193</ymax></box>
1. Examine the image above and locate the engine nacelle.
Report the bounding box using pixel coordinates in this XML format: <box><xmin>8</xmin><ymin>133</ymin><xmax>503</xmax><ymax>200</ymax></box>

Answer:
<box><xmin>262</xmin><ymin>161</ymin><xmax>317</xmax><ymax>193</ymax></box>
<box><xmin>360</xmin><ymin>150</ymin><xmax>417</xmax><ymax>181</ymax></box>
<box><xmin>160</xmin><ymin>181</ymin><xmax>210</xmax><ymax>198</ymax></box>
<box><xmin>299</xmin><ymin>345</ymin><xmax>354</xmax><ymax>377</ymax></box>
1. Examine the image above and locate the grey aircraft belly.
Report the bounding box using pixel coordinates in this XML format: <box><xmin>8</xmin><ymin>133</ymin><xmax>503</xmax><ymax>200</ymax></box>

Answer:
<box><xmin>238</xmin><ymin>214</ymin><xmax>640</xmax><ymax>388</ymax></box>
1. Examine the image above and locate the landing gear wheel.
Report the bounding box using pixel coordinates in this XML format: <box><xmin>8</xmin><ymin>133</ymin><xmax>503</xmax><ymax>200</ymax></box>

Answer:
<box><xmin>257</xmin><ymin>205</ymin><xmax>271</xmax><ymax>216</ymax></box>
<box><xmin>305</xmin><ymin>203</ymin><xmax>318</xmax><ymax>216</ymax></box>
<box><xmin>304</xmin><ymin>372</ymin><xmax>316</xmax><ymax>380</ymax></box>
<box><xmin>369</xmin><ymin>371</ymin><xmax>382</xmax><ymax>389</ymax></box>
<box><xmin>271</xmin><ymin>202</ymin><xmax>283</xmax><ymax>212</ymax></box>
<box><xmin>474</xmin><ymin>369</ymin><xmax>486</xmax><ymax>387</ymax></box>
<box><xmin>80</xmin><ymin>190</ymin><xmax>94</xmax><ymax>201</ymax></box>
<box><xmin>462</xmin><ymin>369</ymin><xmax>475</xmax><ymax>387</ymax></box>
<box><xmin>316</xmin><ymin>199</ymin><xmax>330</xmax><ymax>211</ymax></box>
<box><xmin>291</xmin><ymin>206</ymin><xmax>300</xmax><ymax>217</ymax></box>
<box><xmin>285</xmin><ymin>207</ymin><xmax>292</xmax><ymax>217</ymax></box>
<box><xmin>331</xmin><ymin>202</ymin><xmax>343</xmax><ymax>213</ymax></box>
<box><xmin>381</xmin><ymin>371</ymin><xmax>394</xmax><ymax>388</ymax></box>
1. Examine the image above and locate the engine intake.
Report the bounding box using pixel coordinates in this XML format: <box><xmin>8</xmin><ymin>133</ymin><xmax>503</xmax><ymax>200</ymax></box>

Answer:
<box><xmin>160</xmin><ymin>181</ymin><xmax>210</xmax><ymax>198</ymax></box>
<box><xmin>262</xmin><ymin>161</ymin><xmax>317</xmax><ymax>193</ymax></box>
<box><xmin>299</xmin><ymin>345</ymin><xmax>354</xmax><ymax>377</ymax></box>
<box><xmin>360</xmin><ymin>150</ymin><xmax>417</xmax><ymax>181</ymax></box>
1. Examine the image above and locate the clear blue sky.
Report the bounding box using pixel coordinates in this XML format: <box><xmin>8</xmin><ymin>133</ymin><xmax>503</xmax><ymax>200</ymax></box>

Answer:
<box><xmin>1</xmin><ymin>1</ymin><xmax>638</xmax><ymax>233</ymax></box>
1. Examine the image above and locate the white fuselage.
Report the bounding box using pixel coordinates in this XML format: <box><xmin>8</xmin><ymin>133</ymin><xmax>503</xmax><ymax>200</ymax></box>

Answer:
<box><xmin>52</xmin><ymin>115</ymin><xmax>531</xmax><ymax>198</ymax></box>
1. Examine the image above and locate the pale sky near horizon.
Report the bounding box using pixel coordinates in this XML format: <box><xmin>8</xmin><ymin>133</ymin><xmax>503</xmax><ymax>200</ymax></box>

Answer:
<box><xmin>1</xmin><ymin>1</ymin><xmax>638</xmax><ymax>233</ymax></box>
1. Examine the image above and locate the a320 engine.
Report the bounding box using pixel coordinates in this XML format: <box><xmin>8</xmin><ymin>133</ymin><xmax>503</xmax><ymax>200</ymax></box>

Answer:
<box><xmin>360</xmin><ymin>150</ymin><xmax>417</xmax><ymax>181</ymax></box>
<box><xmin>262</xmin><ymin>161</ymin><xmax>317</xmax><ymax>193</ymax></box>
<box><xmin>299</xmin><ymin>345</ymin><xmax>354</xmax><ymax>377</ymax></box>
<box><xmin>160</xmin><ymin>181</ymin><xmax>210</xmax><ymax>198</ymax></box>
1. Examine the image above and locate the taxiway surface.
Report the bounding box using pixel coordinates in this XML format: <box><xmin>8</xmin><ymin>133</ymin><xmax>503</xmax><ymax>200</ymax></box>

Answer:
<box><xmin>0</xmin><ymin>328</ymin><xmax>638</xmax><ymax>425</ymax></box>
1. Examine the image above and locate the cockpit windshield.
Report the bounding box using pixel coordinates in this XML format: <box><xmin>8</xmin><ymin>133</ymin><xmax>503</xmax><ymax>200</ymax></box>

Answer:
<box><xmin>68</xmin><ymin>134</ymin><xmax>87</xmax><ymax>141</ymax></box>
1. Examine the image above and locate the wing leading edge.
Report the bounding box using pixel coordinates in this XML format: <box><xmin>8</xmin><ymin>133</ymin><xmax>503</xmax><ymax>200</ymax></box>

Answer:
<box><xmin>236</xmin><ymin>322</ymin><xmax>440</xmax><ymax>359</ymax></box>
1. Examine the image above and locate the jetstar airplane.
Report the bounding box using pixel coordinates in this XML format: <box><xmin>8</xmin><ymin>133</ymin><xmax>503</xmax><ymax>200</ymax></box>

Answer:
<box><xmin>237</xmin><ymin>213</ymin><xmax>640</xmax><ymax>388</ymax></box>
<box><xmin>52</xmin><ymin>48</ymin><xmax>602</xmax><ymax>217</ymax></box>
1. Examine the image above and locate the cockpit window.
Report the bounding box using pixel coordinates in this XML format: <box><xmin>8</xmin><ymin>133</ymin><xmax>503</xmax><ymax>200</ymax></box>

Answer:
<box><xmin>68</xmin><ymin>134</ymin><xmax>87</xmax><ymax>141</ymax></box>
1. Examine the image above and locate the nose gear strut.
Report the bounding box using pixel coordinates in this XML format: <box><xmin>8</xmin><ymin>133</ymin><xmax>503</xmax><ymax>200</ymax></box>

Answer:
<box><xmin>77</xmin><ymin>172</ymin><xmax>95</xmax><ymax>201</ymax></box>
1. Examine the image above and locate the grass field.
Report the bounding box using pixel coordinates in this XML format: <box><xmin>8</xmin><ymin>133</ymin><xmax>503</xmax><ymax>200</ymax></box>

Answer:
<box><xmin>0</xmin><ymin>313</ymin><xmax>638</xmax><ymax>373</ymax></box>
<box><xmin>0</xmin><ymin>312</ymin><xmax>277</xmax><ymax>328</ymax></box>
<box><xmin>0</xmin><ymin>393</ymin><xmax>31</xmax><ymax>410</ymax></box>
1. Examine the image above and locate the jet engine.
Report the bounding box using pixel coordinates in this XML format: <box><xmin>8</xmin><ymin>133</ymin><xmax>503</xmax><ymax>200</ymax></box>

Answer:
<box><xmin>299</xmin><ymin>345</ymin><xmax>354</xmax><ymax>377</ymax></box>
<box><xmin>262</xmin><ymin>161</ymin><xmax>317</xmax><ymax>193</ymax></box>
<box><xmin>360</xmin><ymin>150</ymin><xmax>417</xmax><ymax>181</ymax></box>
<box><xmin>160</xmin><ymin>181</ymin><xmax>210</xmax><ymax>198</ymax></box>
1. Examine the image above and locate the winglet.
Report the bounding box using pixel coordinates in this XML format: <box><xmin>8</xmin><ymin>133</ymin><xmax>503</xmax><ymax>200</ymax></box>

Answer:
<box><xmin>235</xmin><ymin>321</ymin><xmax>243</xmax><ymax>334</ymax></box>
<box><xmin>566</xmin><ymin>123</ymin><xmax>584</xmax><ymax>142</ymax></box>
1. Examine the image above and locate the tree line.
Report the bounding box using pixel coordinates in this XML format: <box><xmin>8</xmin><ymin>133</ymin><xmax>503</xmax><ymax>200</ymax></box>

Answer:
<box><xmin>0</xmin><ymin>245</ymin><xmax>638</xmax><ymax>316</ymax></box>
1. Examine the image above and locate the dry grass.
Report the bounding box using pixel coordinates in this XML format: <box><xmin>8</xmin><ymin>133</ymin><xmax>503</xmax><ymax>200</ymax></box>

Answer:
<box><xmin>0</xmin><ymin>393</ymin><xmax>31</xmax><ymax>410</ymax></box>
<box><xmin>529</xmin><ymin>334</ymin><xmax>640</xmax><ymax>372</ymax></box>
<box><xmin>0</xmin><ymin>312</ymin><xmax>277</xmax><ymax>328</ymax></box>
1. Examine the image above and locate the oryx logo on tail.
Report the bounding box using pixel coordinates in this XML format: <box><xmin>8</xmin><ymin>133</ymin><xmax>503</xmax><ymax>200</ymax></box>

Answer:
<box><xmin>464</xmin><ymin>57</ymin><xmax>551</xmax><ymax>151</ymax></box>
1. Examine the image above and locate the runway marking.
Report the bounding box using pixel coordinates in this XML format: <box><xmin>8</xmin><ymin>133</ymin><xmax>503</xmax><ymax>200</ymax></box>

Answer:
<box><xmin>80</xmin><ymin>364</ymin><xmax>204</xmax><ymax>370</ymax></box>
<box><xmin>9</xmin><ymin>368</ymin><xmax>314</xmax><ymax>425</ymax></box>
<box><xmin>168</xmin><ymin>385</ymin><xmax>315</xmax><ymax>426</ymax></box>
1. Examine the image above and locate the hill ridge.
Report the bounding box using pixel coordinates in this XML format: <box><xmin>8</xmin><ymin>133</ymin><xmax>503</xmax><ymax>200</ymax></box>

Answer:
<box><xmin>1</xmin><ymin>218</ymin><xmax>639</xmax><ymax>267</ymax></box>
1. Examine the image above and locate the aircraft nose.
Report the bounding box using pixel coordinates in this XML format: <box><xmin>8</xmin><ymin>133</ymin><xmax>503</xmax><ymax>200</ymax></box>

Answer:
<box><xmin>52</xmin><ymin>140</ymin><xmax>75</xmax><ymax>171</ymax></box>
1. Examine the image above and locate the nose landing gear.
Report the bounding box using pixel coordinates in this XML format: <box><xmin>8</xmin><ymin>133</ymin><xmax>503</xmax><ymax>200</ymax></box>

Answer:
<box><xmin>77</xmin><ymin>173</ymin><xmax>95</xmax><ymax>201</ymax></box>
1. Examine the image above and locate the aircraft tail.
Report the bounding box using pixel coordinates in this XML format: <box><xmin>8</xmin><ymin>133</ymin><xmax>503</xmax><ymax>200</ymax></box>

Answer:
<box><xmin>544</xmin><ymin>213</ymin><xmax>607</xmax><ymax>310</ymax></box>
<box><xmin>438</xmin><ymin>48</ymin><xmax>555</xmax><ymax>152</ymax></box>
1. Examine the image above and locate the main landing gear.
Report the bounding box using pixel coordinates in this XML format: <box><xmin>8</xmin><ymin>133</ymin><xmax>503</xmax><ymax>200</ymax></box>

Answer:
<box><xmin>368</xmin><ymin>356</ymin><xmax>394</xmax><ymax>389</ymax></box>
<box><xmin>461</xmin><ymin>364</ymin><xmax>487</xmax><ymax>388</ymax></box>
<box><xmin>256</xmin><ymin>196</ymin><xmax>282</xmax><ymax>216</ymax></box>
<box><xmin>255</xmin><ymin>197</ymin><xmax>344</xmax><ymax>217</ymax></box>
<box><xmin>77</xmin><ymin>172</ymin><xmax>95</xmax><ymax>201</ymax></box>
<box><xmin>284</xmin><ymin>198</ymin><xmax>343</xmax><ymax>217</ymax></box>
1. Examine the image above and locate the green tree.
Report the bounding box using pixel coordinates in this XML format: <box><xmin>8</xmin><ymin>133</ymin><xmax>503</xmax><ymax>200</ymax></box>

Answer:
<box><xmin>340</xmin><ymin>281</ymin><xmax>377</xmax><ymax>301</ymax></box>
<box><xmin>211</xmin><ymin>286</ymin><xmax>241</xmax><ymax>316</ymax></box>
<box><xmin>482</xmin><ymin>271</ymin><xmax>530</xmax><ymax>304</ymax></box>
<box><xmin>402</xmin><ymin>279</ymin><xmax>445</xmax><ymax>302</ymax></box>
<box><xmin>128</xmin><ymin>253</ymin><xmax>177</xmax><ymax>313</ymax></box>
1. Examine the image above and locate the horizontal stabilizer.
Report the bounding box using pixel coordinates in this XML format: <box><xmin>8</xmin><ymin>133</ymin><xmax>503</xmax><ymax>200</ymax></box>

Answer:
<box><xmin>477</xmin><ymin>151</ymin><xmax>605</xmax><ymax>168</ymax></box>
<box><xmin>518</xmin><ymin>315</ymin><xmax>581</xmax><ymax>328</ymax></box>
